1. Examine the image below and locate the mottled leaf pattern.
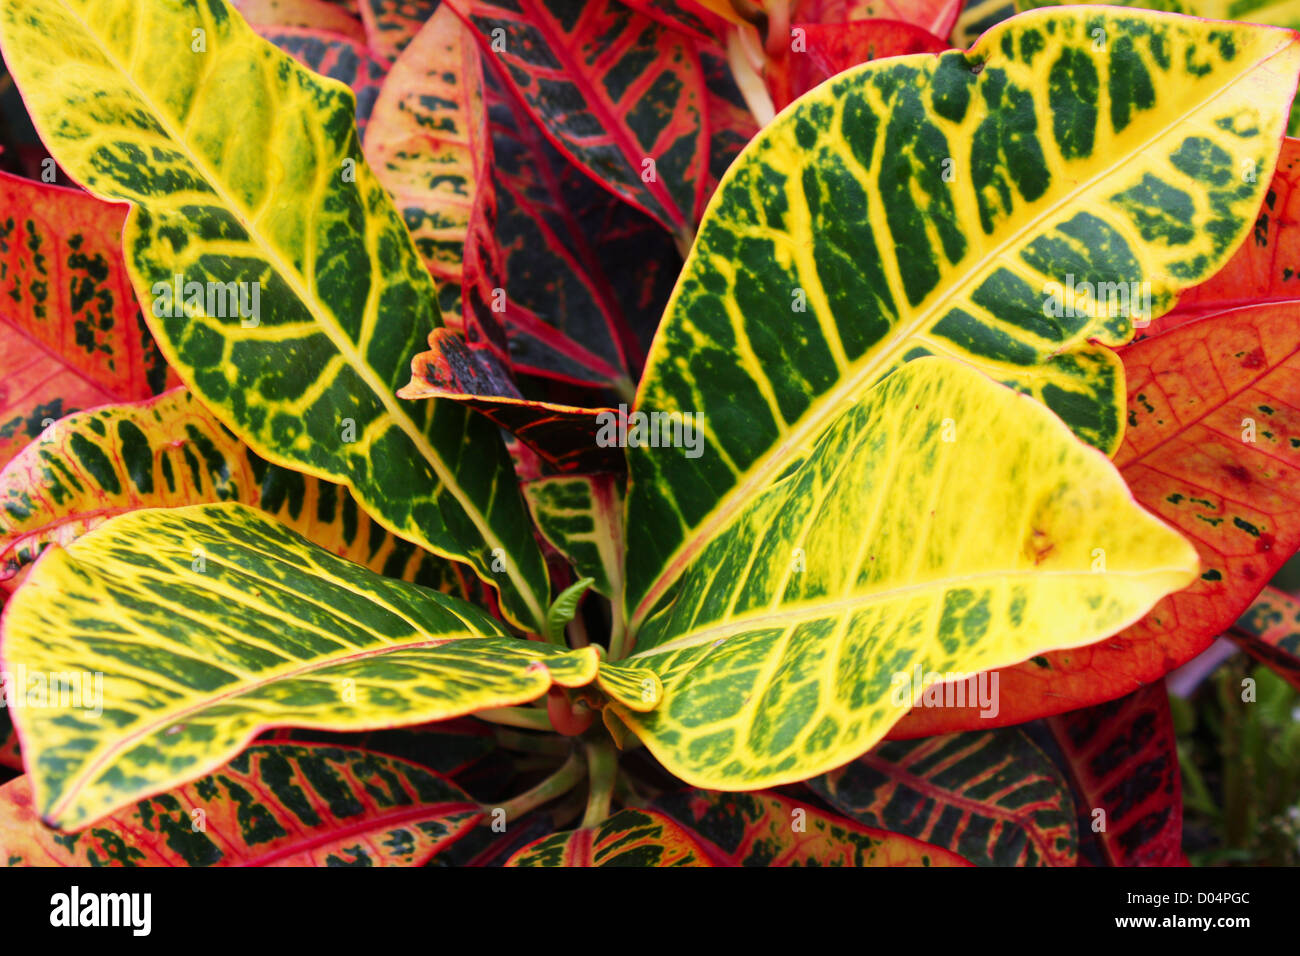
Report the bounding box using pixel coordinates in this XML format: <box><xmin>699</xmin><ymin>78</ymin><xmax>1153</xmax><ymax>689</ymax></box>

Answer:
<box><xmin>1231</xmin><ymin>586</ymin><xmax>1300</xmax><ymax>690</ymax></box>
<box><xmin>0</xmin><ymin>744</ymin><xmax>480</xmax><ymax>865</ymax></box>
<box><xmin>811</xmin><ymin>729</ymin><xmax>1078</xmax><ymax>866</ymax></box>
<box><xmin>257</xmin><ymin>26</ymin><xmax>391</xmax><ymax>138</ymax></box>
<box><xmin>523</xmin><ymin>473</ymin><xmax>624</xmax><ymax>599</ymax></box>
<box><xmin>359</xmin><ymin>0</ymin><xmax>440</xmax><ymax>63</ymax></box>
<box><xmin>625</xmin><ymin>9</ymin><xmax>1299</xmax><ymax>631</ymax></box>
<box><xmin>1</xmin><ymin>503</ymin><xmax>598</xmax><ymax>828</ymax></box>
<box><xmin>0</xmin><ymin>388</ymin><xmax>472</xmax><ymax>595</ymax></box>
<box><xmin>506</xmin><ymin>807</ymin><xmax>712</xmax><ymax>865</ymax></box>
<box><xmin>484</xmin><ymin>61</ymin><xmax>679</xmax><ymax>392</ymax></box>
<box><xmin>0</xmin><ymin>171</ymin><xmax>172</xmax><ymax>467</ymax></box>
<box><xmin>450</xmin><ymin>0</ymin><xmax>710</xmax><ymax>235</ymax></box>
<box><xmin>1047</xmin><ymin>684</ymin><xmax>1183</xmax><ymax>866</ymax></box>
<box><xmin>896</xmin><ymin>301</ymin><xmax>1300</xmax><ymax>734</ymax></box>
<box><xmin>0</xmin><ymin>0</ymin><xmax>552</xmax><ymax>630</ymax></box>
<box><xmin>613</xmin><ymin>359</ymin><xmax>1196</xmax><ymax>790</ymax></box>
<box><xmin>652</xmin><ymin>789</ymin><xmax>973</xmax><ymax>865</ymax></box>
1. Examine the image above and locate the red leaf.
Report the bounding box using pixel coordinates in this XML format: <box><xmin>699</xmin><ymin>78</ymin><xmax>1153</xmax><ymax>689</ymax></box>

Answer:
<box><xmin>615</xmin><ymin>0</ymin><xmax>731</xmax><ymax>43</ymax></box>
<box><xmin>651</xmin><ymin>788</ymin><xmax>973</xmax><ymax>865</ymax></box>
<box><xmin>770</xmin><ymin>18</ymin><xmax>948</xmax><ymax>107</ymax></box>
<box><xmin>399</xmin><ymin>328</ymin><xmax>624</xmax><ymax>473</ymax></box>
<box><xmin>448</xmin><ymin>0</ymin><xmax>711</xmax><ymax>236</ymax></box>
<box><xmin>233</xmin><ymin>0</ymin><xmax>368</xmax><ymax>42</ymax></box>
<box><xmin>1047</xmin><ymin>685</ymin><xmax>1184</xmax><ymax>866</ymax></box>
<box><xmin>357</xmin><ymin>0</ymin><xmax>441</xmax><ymax>63</ymax></box>
<box><xmin>1230</xmin><ymin>586</ymin><xmax>1300</xmax><ymax>691</ymax></box>
<box><xmin>1155</xmin><ymin>137</ymin><xmax>1300</xmax><ymax>332</ymax></box>
<box><xmin>795</xmin><ymin>0</ymin><xmax>960</xmax><ymax>38</ymax></box>
<box><xmin>0</xmin><ymin>172</ymin><xmax>174</xmax><ymax>468</ymax></box>
<box><xmin>485</xmin><ymin>61</ymin><xmax>679</xmax><ymax>392</ymax></box>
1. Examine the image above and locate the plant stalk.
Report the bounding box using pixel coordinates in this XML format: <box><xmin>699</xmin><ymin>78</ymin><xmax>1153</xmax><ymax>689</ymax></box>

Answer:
<box><xmin>581</xmin><ymin>739</ymin><xmax>618</xmax><ymax>828</ymax></box>
<box><xmin>495</xmin><ymin>750</ymin><xmax>586</xmax><ymax>822</ymax></box>
<box><xmin>474</xmin><ymin>706</ymin><xmax>554</xmax><ymax>730</ymax></box>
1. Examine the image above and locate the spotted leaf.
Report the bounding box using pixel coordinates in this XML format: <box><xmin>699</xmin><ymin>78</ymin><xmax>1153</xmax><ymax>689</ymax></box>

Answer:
<box><xmin>0</xmin><ymin>743</ymin><xmax>480</xmax><ymax>865</ymax></box>
<box><xmin>0</xmin><ymin>388</ymin><xmax>473</xmax><ymax>597</ymax></box>
<box><xmin>1230</xmin><ymin>586</ymin><xmax>1300</xmax><ymax>690</ymax></box>
<box><xmin>0</xmin><ymin>171</ymin><xmax>173</xmax><ymax>468</ymax></box>
<box><xmin>0</xmin><ymin>503</ymin><xmax>599</xmax><ymax>829</ymax></box>
<box><xmin>505</xmin><ymin>807</ymin><xmax>713</xmax><ymax>865</ymax></box>
<box><xmin>358</xmin><ymin>0</ymin><xmax>439</xmax><ymax>62</ymax></box>
<box><xmin>810</xmin><ymin>728</ymin><xmax>1078</xmax><ymax>866</ymax></box>
<box><xmin>257</xmin><ymin>26</ymin><xmax>391</xmax><ymax>138</ymax></box>
<box><xmin>651</xmin><ymin>789</ymin><xmax>973</xmax><ymax>865</ymax></box>
<box><xmin>0</xmin><ymin>0</ymin><xmax>551</xmax><ymax>631</ymax></box>
<box><xmin>1046</xmin><ymin>684</ymin><xmax>1183</xmax><ymax>866</ymax></box>
<box><xmin>624</xmin><ymin>9</ymin><xmax>1299</xmax><ymax>634</ymax></box>
<box><xmin>448</xmin><ymin>0</ymin><xmax>711</xmax><ymax>237</ymax></box>
<box><xmin>611</xmin><ymin>358</ymin><xmax>1197</xmax><ymax>790</ymax></box>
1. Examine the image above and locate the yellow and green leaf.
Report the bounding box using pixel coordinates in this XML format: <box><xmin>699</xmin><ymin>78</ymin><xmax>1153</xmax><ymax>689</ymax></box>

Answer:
<box><xmin>624</xmin><ymin>7</ymin><xmax>1300</xmax><ymax>632</ymax></box>
<box><xmin>1</xmin><ymin>502</ymin><xmax>598</xmax><ymax>829</ymax></box>
<box><xmin>611</xmin><ymin>357</ymin><xmax>1198</xmax><ymax>790</ymax></box>
<box><xmin>257</xmin><ymin>24</ymin><xmax>392</xmax><ymax>138</ymax></box>
<box><xmin>0</xmin><ymin>743</ymin><xmax>481</xmax><ymax>866</ymax></box>
<box><xmin>505</xmin><ymin>807</ymin><xmax>713</xmax><ymax>866</ymax></box>
<box><xmin>650</xmin><ymin>788</ymin><xmax>973</xmax><ymax>866</ymax></box>
<box><xmin>523</xmin><ymin>474</ymin><xmax>625</xmax><ymax>599</ymax></box>
<box><xmin>0</xmin><ymin>388</ymin><xmax>472</xmax><ymax>596</ymax></box>
<box><xmin>0</xmin><ymin>0</ymin><xmax>551</xmax><ymax>632</ymax></box>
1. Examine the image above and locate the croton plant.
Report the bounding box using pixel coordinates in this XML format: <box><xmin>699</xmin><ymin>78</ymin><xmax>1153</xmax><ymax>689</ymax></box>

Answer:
<box><xmin>0</xmin><ymin>0</ymin><xmax>1296</xmax><ymax>868</ymax></box>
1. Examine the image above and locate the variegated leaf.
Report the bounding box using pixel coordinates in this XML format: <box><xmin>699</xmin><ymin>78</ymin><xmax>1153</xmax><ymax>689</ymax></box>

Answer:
<box><xmin>233</xmin><ymin>0</ymin><xmax>368</xmax><ymax>41</ymax></box>
<box><xmin>400</xmin><ymin>330</ymin><xmax>621</xmax><ymax>474</ymax></box>
<box><xmin>652</xmin><ymin>789</ymin><xmax>973</xmax><ymax>865</ymax></box>
<box><xmin>0</xmin><ymin>503</ymin><xmax>598</xmax><ymax>828</ymax></box>
<box><xmin>811</xmin><ymin>728</ymin><xmax>1078</xmax><ymax>866</ymax></box>
<box><xmin>358</xmin><ymin>0</ymin><xmax>439</xmax><ymax>62</ymax></box>
<box><xmin>896</xmin><ymin>301</ymin><xmax>1300</xmax><ymax>734</ymax></box>
<box><xmin>523</xmin><ymin>474</ymin><xmax>624</xmax><ymax>599</ymax></box>
<box><xmin>1231</xmin><ymin>586</ymin><xmax>1300</xmax><ymax>690</ymax></box>
<box><xmin>0</xmin><ymin>743</ymin><xmax>480</xmax><ymax>865</ymax></box>
<box><xmin>624</xmin><ymin>8</ymin><xmax>1299</xmax><ymax>633</ymax></box>
<box><xmin>612</xmin><ymin>358</ymin><xmax>1196</xmax><ymax>790</ymax></box>
<box><xmin>257</xmin><ymin>25</ymin><xmax>391</xmax><ymax>138</ymax></box>
<box><xmin>797</xmin><ymin>0</ymin><xmax>963</xmax><ymax>38</ymax></box>
<box><xmin>450</xmin><ymin>0</ymin><xmax>711</xmax><ymax>237</ymax></box>
<box><xmin>485</xmin><ymin>60</ymin><xmax>679</xmax><ymax>394</ymax></box>
<box><xmin>0</xmin><ymin>388</ymin><xmax>472</xmax><ymax>596</ymax></box>
<box><xmin>505</xmin><ymin>807</ymin><xmax>713</xmax><ymax>865</ymax></box>
<box><xmin>0</xmin><ymin>171</ymin><xmax>173</xmax><ymax>467</ymax></box>
<box><xmin>1047</xmin><ymin>684</ymin><xmax>1183</xmax><ymax>866</ymax></box>
<box><xmin>0</xmin><ymin>0</ymin><xmax>552</xmax><ymax>631</ymax></box>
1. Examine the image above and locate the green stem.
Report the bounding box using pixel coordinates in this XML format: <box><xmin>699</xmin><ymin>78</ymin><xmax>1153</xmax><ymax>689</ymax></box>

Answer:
<box><xmin>493</xmin><ymin>728</ymin><xmax>571</xmax><ymax>755</ymax></box>
<box><xmin>474</xmin><ymin>706</ymin><xmax>554</xmax><ymax>730</ymax></box>
<box><xmin>581</xmin><ymin>739</ymin><xmax>618</xmax><ymax>828</ymax></box>
<box><xmin>495</xmin><ymin>751</ymin><xmax>586</xmax><ymax>823</ymax></box>
<box><xmin>608</xmin><ymin>600</ymin><xmax>630</xmax><ymax>660</ymax></box>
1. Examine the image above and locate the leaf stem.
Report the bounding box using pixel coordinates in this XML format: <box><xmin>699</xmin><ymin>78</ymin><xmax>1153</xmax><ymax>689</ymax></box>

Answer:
<box><xmin>608</xmin><ymin>600</ymin><xmax>630</xmax><ymax>660</ymax></box>
<box><xmin>581</xmin><ymin>739</ymin><xmax>618</xmax><ymax>828</ymax></box>
<box><xmin>474</xmin><ymin>706</ymin><xmax>554</xmax><ymax>730</ymax></box>
<box><xmin>495</xmin><ymin>750</ymin><xmax>586</xmax><ymax>822</ymax></box>
<box><xmin>493</xmin><ymin>728</ymin><xmax>571</xmax><ymax>755</ymax></box>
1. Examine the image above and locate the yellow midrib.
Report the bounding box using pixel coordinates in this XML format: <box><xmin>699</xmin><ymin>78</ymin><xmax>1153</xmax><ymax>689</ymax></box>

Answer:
<box><xmin>47</xmin><ymin>0</ymin><xmax>544</xmax><ymax>628</ymax></box>
<box><xmin>629</xmin><ymin>27</ymin><xmax>1293</xmax><ymax>633</ymax></box>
